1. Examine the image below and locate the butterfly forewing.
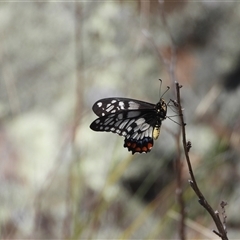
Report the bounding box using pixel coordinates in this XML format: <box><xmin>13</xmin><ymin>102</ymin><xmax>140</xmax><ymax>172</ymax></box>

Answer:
<box><xmin>92</xmin><ymin>98</ymin><xmax>155</xmax><ymax>117</ymax></box>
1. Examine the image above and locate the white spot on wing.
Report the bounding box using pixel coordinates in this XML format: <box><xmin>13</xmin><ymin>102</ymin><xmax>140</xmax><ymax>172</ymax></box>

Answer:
<box><xmin>149</xmin><ymin>127</ymin><xmax>153</xmax><ymax>137</ymax></box>
<box><xmin>106</xmin><ymin>105</ymin><xmax>114</xmax><ymax>112</ymax></box>
<box><xmin>129</xmin><ymin>101</ymin><xmax>140</xmax><ymax>109</ymax></box>
<box><xmin>135</xmin><ymin>118</ymin><xmax>145</xmax><ymax>125</ymax></box>
<box><xmin>119</xmin><ymin>120</ymin><xmax>129</xmax><ymax>129</ymax></box>
<box><xmin>132</xmin><ymin>132</ymin><xmax>138</xmax><ymax>139</ymax></box>
<box><xmin>111</xmin><ymin>100</ymin><xmax>117</xmax><ymax>103</ymax></box>
<box><xmin>97</xmin><ymin>102</ymin><xmax>102</xmax><ymax>107</ymax></box>
<box><xmin>119</xmin><ymin>101</ymin><xmax>124</xmax><ymax>109</ymax></box>
<box><xmin>140</xmin><ymin>123</ymin><xmax>149</xmax><ymax>131</ymax></box>
<box><xmin>127</xmin><ymin>126</ymin><xmax>132</xmax><ymax>132</ymax></box>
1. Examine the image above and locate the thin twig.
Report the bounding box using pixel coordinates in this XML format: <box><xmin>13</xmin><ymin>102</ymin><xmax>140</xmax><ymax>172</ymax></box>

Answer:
<box><xmin>175</xmin><ymin>82</ymin><xmax>229</xmax><ymax>240</ymax></box>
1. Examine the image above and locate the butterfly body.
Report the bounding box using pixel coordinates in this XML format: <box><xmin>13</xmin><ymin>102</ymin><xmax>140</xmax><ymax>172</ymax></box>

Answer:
<box><xmin>90</xmin><ymin>97</ymin><xmax>167</xmax><ymax>154</ymax></box>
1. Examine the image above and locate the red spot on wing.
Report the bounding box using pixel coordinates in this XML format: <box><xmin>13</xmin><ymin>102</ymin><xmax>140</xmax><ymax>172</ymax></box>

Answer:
<box><xmin>147</xmin><ymin>142</ymin><xmax>153</xmax><ymax>149</ymax></box>
<box><xmin>124</xmin><ymin>137</ymin><xmax>154</xmax><ymax>154</ymax></box>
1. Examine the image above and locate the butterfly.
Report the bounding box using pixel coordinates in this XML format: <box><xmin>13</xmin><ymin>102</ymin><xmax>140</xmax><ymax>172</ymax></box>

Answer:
<box><xmin>90</xmin><ymin>94</ymin><xmax>168</xmax><ymax>154</ymax></box>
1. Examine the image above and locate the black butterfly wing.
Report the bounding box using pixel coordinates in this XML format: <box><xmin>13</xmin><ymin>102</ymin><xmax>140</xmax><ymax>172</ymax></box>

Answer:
<box><xmin>92</xmin><ymin>98</ymin><xmax>155</xmax><ymax>117</ymax></box>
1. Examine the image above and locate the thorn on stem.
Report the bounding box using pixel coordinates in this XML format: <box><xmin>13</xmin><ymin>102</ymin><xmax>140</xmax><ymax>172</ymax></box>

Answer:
<box><xmin>220</xmin><ymin>200</ymin><xmax>228</xmax><ymax>233</ymax></box>
<box><xmin>220</xmin><ymin>200</ymin><xmax>228</xmax><ymax>208</ymax></box>
<box><xmin>186</xmin><ymin>141</ymin><xmax>192</xmax><ymax>152</ymax></box>
<box><xmin>188</xmin><ymin>180</ymin><xmax>194</xmax><ymax>187</ymax></box>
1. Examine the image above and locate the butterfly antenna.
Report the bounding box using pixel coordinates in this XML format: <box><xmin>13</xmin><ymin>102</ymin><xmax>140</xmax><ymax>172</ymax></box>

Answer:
<box><xmin>159</xmin><ymin>79</ymin><xmax>162</xmax><ymax>98</ymax></box>
<box><xmin>158</xmin><ymin>79</ymin><xmax>170</xmax><ymax>99</ymax></box>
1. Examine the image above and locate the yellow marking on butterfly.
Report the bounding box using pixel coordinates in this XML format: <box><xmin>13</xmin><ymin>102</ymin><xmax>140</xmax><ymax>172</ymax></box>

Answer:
<box><xmin>153</xmin><ymin>126</ymin><xmax>161</xmax><ymax>140</ymax></box>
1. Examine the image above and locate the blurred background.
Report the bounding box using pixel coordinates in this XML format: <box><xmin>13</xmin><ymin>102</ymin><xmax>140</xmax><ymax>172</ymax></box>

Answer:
<box><xmin>1</xmin><ymin>1</ymin><xmax>240</xmax><ymax>239</ymax></box>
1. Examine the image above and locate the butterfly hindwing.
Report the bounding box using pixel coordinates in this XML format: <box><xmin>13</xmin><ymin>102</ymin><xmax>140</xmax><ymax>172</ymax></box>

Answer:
<box><xmin>90</xmin><ymin>110</ymin><xmax>154</xmax><ymax>135</ymax></box>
